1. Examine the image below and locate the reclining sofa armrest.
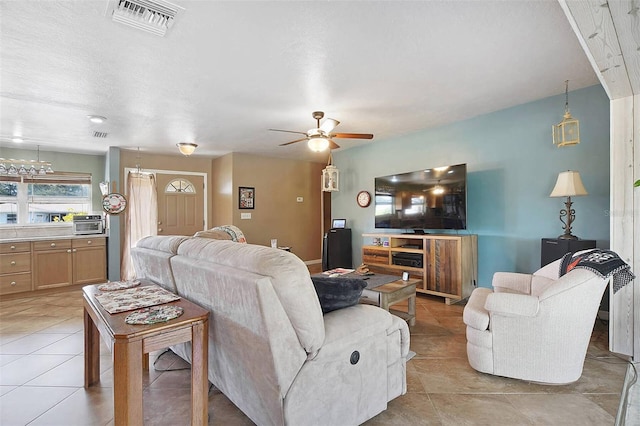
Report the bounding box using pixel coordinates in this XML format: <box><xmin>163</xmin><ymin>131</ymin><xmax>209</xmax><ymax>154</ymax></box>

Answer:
<box><xmin>463</xmin><ymin>288</ymin><xmax>492</xmax><ymax>330</ymax></box>
<box><xmin>485</xmin><ymin>292</ymin><xmax>539</xmax><ymax>317</ymax></box>
<box><xmin>320</xmin><ymin>304</ymin><xmax>393</xmax><ymax>351</ymax></box>
<box><xmin>388</xmin><ymin>313</ymin><xmax>410</xmax><ymax>358</ymax></box>
<box><xmin>492</xmin><ymin>272</ymin><xmax>533</xmax><ymax>294</ymax></box>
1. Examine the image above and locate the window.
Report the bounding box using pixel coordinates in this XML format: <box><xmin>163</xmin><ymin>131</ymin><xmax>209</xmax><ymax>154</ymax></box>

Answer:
<box><xmin>165</xmin><ymin>178</ymin><xmax>196</xmax><ymax>193</ymax></box>
<box><xmin>0</xmin><ymin>173</ymin><xmax>92</xmax><ymax>225</ymax></box>
<box><xmin>0</xmin><ymin>182</ymin><xmax>18</xmax><ymax>224</ymax></box>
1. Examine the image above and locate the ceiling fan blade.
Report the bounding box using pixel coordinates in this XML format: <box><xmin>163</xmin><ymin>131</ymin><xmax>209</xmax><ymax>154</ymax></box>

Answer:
<box><xmin>331</xmin><ymin>133</ymin><xmax>374</xmax><ymax>139</ymax></box>
<box><xmin>269</xmin><ymin>129</ymin><xmax>308</xmax><ymax>136</ymax></box>
<box><xmin>329</xmin><ymin>139</ymin><xmax>341</xmax><ymax>150</ymax></box>
<box><xmin>279</xmin><ymin>137</ymin><xmax>308</xmax><ymax>146</ymax></box>
<box><xmin>319</xmin><ymin>118</ymin><xmax>340</xmax><ymax>134</ymax></box>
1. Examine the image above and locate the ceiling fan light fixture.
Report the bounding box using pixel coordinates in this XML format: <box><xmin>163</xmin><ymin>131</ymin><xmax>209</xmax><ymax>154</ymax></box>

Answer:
<box><xmin>177</xmin><ymin>142</ymin><xmax>198</xmax><ymax>156</ymax></box>
<box><xmin>308</xmin><ymin>137</ymin><xmax>330</xmax><ymax>152</ymax></box>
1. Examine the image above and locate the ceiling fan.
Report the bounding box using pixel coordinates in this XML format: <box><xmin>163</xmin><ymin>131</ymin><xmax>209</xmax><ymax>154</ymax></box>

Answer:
<box><xmin>269</xmin><ymin>111</ymin><xmax>374</xmax><ymax>152</ymax></box>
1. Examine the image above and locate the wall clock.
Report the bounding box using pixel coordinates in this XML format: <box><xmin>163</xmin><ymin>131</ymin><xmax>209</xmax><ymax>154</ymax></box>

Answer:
<box><xmin>356</xmin><ymin>190</ymin><xmax>371</xmax><ymax>208</ymax></box>
<box><xmin>102</xmin><ymin>193</ymin><xmax>127</xmax><ymax>215</ymax></box>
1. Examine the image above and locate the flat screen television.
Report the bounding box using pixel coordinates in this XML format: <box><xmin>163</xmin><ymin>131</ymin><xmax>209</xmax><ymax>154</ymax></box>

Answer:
<box><xmin>374</xmin><ymin>163</ymin><xmax>467</xmax><ymax>230</ymax></box>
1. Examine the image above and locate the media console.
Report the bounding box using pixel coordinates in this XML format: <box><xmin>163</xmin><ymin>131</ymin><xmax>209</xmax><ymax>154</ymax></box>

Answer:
<box><xmin>362</xmin><ymin>233</ymin><xmax>478</xmax><ymax>304</ymax></box>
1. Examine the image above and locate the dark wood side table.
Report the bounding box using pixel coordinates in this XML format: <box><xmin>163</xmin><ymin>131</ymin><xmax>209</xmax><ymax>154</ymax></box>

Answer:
<box><xmin>83</xmin><ymin>283</ymin><xmax>209</xmax><ymax>425</ymax></box>
<box><xmin>540</xmin><ymin>238</ymin><xmax>597</xmax><ymax>267</ymax></box>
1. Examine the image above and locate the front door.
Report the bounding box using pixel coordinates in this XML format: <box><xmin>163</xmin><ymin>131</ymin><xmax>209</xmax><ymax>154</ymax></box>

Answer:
<box><xmin>155</xmin><ymin>174</ymin><xmax>205</xmax><ymax>236</ymax></box>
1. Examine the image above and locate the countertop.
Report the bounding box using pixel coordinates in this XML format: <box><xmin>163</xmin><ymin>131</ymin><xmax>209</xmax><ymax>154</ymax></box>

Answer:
<box><xmin>0</xmin><ymin>234</ymin><xmax>108</xmax><ymax>243</ymax></box>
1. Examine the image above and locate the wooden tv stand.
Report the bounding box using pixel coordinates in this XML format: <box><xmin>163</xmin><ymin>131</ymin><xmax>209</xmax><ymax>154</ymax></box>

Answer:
<box><xmin>362</xmin><ymin>233</ymin><xmax>477</xmax><ymax>304</ymax></box>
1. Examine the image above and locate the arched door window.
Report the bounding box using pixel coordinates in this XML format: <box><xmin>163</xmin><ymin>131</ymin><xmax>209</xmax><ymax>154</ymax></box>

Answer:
<box><xmin>165</xmin><ymin>178</ymin><xmax>196</xmax><ymax>194</ymax></box>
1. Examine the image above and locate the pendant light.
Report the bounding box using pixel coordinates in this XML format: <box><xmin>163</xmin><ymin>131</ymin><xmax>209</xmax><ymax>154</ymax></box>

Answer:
<box><xmin>322</xmin><ymin>152</ymin><xmax>339</xmax><ymax>192</ymax></box>
<box><xmin>552</xmin><ymin>80</ymin><xmax>580</xmax><ymax>147</ymax></box>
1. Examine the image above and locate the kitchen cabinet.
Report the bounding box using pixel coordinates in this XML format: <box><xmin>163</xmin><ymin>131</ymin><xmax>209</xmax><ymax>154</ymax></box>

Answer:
<box><xmin>0</xmin><ymin>242</ymin><xmax>32</xmax><ymax>295</ymax></box>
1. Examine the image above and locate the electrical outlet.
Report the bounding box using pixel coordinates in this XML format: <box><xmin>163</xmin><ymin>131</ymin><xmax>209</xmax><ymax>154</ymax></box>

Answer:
<box><xmin>296</xmin><ymin>197</ymin><xmax>303</xmax><ymax>202</ymax></box>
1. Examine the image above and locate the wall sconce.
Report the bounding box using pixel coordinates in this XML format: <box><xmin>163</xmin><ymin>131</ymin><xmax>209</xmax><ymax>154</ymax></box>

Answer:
<box><xmin>177</xmin><ymin>142</ymin><xmax>198</xmax><ymax>156</ymax></box>
<box><xmin>549</xmin><ymin>170</ymin><xmax>588</xmax><ymax>239</ymax></box>
<box><xmin>552</xmin><ymin>80</ymin><xmax>580</xmax><ymax>147</ymax></box>
<box><xmin>322</xmin><ymin>152</ymin><xmax>339</xmax><ymax>192</ymax></box>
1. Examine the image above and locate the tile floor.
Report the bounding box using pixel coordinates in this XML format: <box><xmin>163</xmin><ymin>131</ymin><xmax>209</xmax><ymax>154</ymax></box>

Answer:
<box><xmin>0</xmin><ymin>289</ymin><xmax>630</xmax><ymax>425</ymax></box>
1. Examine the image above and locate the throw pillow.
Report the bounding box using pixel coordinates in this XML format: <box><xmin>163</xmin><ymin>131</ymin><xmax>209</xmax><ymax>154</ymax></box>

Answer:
<box><xmin>310</xmin><ymin>276</ymin><xmax>367</xmax><ymax>314</ymax></box>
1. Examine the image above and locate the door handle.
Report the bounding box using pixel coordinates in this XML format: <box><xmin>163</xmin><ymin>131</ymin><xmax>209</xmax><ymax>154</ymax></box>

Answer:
<box><xmin>158</xmin><ymin>228</ymin><xmax>163</xmax><ymax>233</ymax></box>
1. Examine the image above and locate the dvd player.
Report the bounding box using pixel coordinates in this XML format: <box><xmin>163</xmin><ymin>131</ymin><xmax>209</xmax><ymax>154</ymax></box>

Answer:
<box><xmin>392</xmin><ymin>252</ymin><xmax>423</xmax><ymax>268</ymax></box>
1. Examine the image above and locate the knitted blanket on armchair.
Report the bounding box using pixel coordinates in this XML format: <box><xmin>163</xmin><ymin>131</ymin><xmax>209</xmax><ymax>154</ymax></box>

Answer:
<box><xmin>559</xmin><ymin>249</ymin><xmax>635</xmax><ymax>293</ymax></box>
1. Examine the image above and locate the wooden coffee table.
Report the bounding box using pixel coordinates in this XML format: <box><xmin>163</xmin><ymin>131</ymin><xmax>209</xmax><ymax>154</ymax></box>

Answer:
<box><xmin>361</xmin><ymin>278</ymin><xmax>419</xmax><ymax>326</ymax></box>
<box><xmin>83</xmin><ymin>283</ymin><xmax>209</xmax><ymax>425</ymax></box>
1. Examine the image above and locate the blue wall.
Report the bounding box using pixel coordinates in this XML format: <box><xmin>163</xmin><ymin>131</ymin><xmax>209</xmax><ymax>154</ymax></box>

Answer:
<box><xmin>332</xmin><ymin>85</ymin><xmax>610</xmax><ymax>287</ymax></box>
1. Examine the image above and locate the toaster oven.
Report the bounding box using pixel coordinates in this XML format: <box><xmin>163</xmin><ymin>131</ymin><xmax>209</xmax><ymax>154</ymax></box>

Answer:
<box><xmin>72</xmin><ymin>215</ymin><xmax>104</xmax><ymax>235</ymax></box>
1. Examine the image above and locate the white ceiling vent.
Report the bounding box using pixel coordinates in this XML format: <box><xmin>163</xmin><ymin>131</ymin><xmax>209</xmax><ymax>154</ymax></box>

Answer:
<box><xmin>108</xmin><ymin>0</ymin><xmax>184</xmax><ymax>37</ymax></box>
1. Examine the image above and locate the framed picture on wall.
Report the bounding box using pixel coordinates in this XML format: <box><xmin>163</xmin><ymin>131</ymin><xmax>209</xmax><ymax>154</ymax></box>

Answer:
<box><xmin>239</xmin><ymin>186</ymin><xmax>255</xmax><ymax>209</ymax></box>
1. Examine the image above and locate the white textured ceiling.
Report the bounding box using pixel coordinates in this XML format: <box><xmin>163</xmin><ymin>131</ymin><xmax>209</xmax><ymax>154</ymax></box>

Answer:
<box><xmin>0</xmin><ymin>0</ymin><xmax>598</xmax><ymax>162</ymax></box>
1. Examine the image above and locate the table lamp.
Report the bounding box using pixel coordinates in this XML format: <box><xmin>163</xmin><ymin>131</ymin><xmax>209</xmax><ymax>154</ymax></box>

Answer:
<box><xmin>549</xmin><ymin>170</ymin><xmax>588</xmax><ymax>239</ymax></box>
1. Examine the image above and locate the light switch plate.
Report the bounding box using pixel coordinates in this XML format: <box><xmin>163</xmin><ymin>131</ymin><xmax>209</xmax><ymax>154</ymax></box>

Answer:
<box><xmin>241</xmin><ymin>212</ymin><xmax>251</xmax><ymax>219</ymax></box>
<box><xmin>296</xmin><ymin>197</ymin><xmax>303</xmax><ymax>202</ymax></box>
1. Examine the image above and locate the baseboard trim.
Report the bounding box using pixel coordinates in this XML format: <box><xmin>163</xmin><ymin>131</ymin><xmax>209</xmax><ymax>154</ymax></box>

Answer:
<box><xmin>304</xmin><ymin>259</ymin><xmax>321</xmax><ymax>265</ymax></box>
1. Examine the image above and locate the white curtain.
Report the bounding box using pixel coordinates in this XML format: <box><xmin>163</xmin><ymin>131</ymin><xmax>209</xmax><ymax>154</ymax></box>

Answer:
<box><xmin>121</xmin><ymin>171</ymin><xmax>158</xmax><ymax>280</ymax></box>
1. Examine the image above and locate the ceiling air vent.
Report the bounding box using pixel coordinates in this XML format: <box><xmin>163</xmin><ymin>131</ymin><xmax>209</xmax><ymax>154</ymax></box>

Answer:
<box><xmin>108</xmin><ymin>0</ymin><xmax>184</xmax><ymax>37</ymax></box>
<box><xmin>93</xmin><ymin>131</ymin><xmax>108</xmax><ymax>138</ymax></box>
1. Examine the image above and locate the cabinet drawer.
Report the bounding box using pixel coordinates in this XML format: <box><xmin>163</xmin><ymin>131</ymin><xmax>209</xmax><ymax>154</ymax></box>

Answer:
<box><xmin>0</xmin><ymin>273</ymin><xmax>32</xmax><ymax>294</ymax></box>
<box><xmin>72</xmin><ymin>238</ymin><xmax>106</xmax><ymax>248</ymax></box>
<box><xmin>0</xmin><ymin>242</ymin><xmax>30</xmax><ymax>254</ymax></box>
<box><xmin>0</xmin><ymin>252</ymin><xmax>31</xmax><ymax>274</ymax></box>
<box><xmin>33</xmin><ymin>240</ymin><xmax>71</xmax><ymax>251</ymax></box>
<box><xmin>363</xmin><ymin>250</ymin><xmax>390</xmax><ymax>264</ymax></box>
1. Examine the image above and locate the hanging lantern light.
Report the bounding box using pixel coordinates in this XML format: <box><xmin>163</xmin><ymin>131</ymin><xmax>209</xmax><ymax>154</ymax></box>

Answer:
<box><xmin>322</xmin><ymin>151</ymin><xmax>339</xmax><ymax>192</ymax></box>
<box><xmin>552</xmin><ymin>80</ymin><xmax>580</xmax><ymax>147</ymax></box>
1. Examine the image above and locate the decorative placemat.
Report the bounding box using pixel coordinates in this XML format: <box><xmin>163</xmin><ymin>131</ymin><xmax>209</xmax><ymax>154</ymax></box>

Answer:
<box><xmin>97</xmin><ymin>279</ymin><xmax>141</xmax><ymax>292</ymax></box>
<box><xmin>95</xmin><ymin>285</ymin><xmax>180</xmax><ymax>314</ymax></box>
<box><xmin>125</xmin><ymin>305</ymin><xmax>184</xmax><ymax>325</ymax></box>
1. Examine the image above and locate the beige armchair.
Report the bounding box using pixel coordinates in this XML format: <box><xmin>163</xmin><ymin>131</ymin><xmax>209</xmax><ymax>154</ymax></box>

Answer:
<box><xmin>463</xmin><ymin>258</ymin><xmax>608</xmax><ymax>384</ymax></box>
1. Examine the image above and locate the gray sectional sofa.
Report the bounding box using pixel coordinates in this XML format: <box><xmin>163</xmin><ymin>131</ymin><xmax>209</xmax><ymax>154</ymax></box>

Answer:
<box><xmin>131</xmin><ymin>235</ymin><xmax>410</xmax><ymax>425</ymax></box>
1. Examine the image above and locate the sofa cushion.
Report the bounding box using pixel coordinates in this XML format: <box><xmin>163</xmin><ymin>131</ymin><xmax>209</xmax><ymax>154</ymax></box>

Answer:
<box><xmin>176</xmin><ymin>238</ymin><xmax>325</xmax><ymax>354</ymax></box>
<box><xmin>310</xmin><ymin>276</ymin><xmax>367</xmax><ymax>314</ymax></box>
<box><xmin>136</xmin><ymin>235</ymin><xmax>187</xmax><ymax>254</ymax></box>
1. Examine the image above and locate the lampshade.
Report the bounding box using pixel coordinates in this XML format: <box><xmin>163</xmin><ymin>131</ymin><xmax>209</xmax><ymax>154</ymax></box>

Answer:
<box><xmin>177</xmin><ymin>142</ymin><xmax>198</xmax><ymax>156</ymax></box>
<box><xmin>308</xmin><ymin>137</ymin><xmax>330</xmax><ymax>152</ymax></box>
<box><xmin>549</xmin><ymin>171</ymin><xmax>588</xmax><ymax>197</ymax></box>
